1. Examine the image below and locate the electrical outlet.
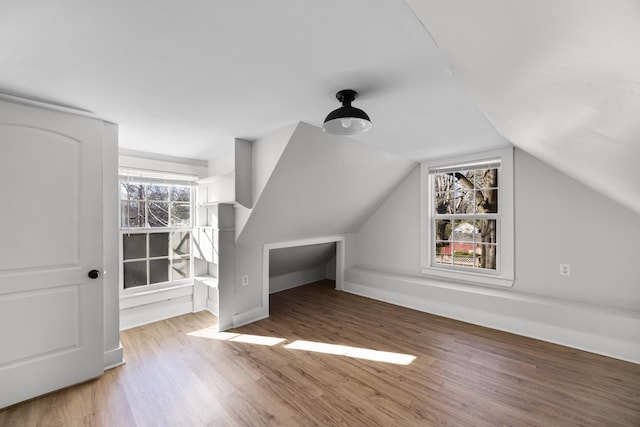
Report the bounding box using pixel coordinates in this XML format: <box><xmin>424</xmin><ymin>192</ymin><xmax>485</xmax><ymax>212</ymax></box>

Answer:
<box><xmin>241</xmin><ymin>274</ymin><xmax>249</xmax><ymax>286</ymax></box>
<box><xmin>559</xmin><ymin>264</ymin><xmax>571</xmax><ymax>277</ymax></box>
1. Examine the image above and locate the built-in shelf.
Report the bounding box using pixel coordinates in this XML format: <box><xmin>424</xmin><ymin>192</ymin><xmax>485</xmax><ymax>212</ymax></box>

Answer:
<box><xmin>194</xmin><ymin>275</ymin><xmax>218</xmax><ymax>289</ymax></box>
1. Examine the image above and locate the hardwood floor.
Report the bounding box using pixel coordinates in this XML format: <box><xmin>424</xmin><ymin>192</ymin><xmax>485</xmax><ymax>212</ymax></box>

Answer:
<box><xmin>2</xmin><ymin>279</ymin><xmax>639</xmax><ymax>426</ymax></box>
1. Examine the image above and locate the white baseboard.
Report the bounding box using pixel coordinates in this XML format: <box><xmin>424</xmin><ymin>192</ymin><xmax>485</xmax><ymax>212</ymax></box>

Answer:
<box><xmin>269</xmin><ymin>266</ymin><xmax>327</xmax><ymax>294</ymax></box>
<box><xmin>104</xmin><ymin>344</ymin><xmax>125</xmax><ymax>370</ymax></box>
<box><xmin>232</xmin><ymin>307</ymin><xmax>269</xmax><ymax>329</ymax></box>
<box><xmin>345</xmin><ymin>268</ymin><xmax>640</xmax><ymax>364</ymax></box>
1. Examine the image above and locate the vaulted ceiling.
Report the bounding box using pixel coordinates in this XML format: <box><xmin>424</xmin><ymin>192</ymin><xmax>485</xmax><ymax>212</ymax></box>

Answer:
<box><xmin>1</xmin><ymin>1</ymin><xmax>638</xmax><ymax>213</ymax></box>
<box><xmin>406</xmin><ymin>0</ymin><xmax>640</xmax><ymax>214</ymax></box>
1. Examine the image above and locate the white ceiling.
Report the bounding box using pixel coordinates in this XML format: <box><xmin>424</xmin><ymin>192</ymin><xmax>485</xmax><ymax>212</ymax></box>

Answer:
<box><xmin>406</xmin><ymin>0</ymin><xmax>640</xmax><ymax>214</ymax></box>
<box><xmin>2</xmin><ymin>1</ymin><xmax>639</xmax><ymax>213</ymax></box>
<box><xmin>0</xmin><ymin>0</ymin><xmax>505</xmax><ymax>161</ymax></box>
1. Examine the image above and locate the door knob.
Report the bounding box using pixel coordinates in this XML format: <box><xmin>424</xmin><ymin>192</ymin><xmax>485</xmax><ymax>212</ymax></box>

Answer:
<box><xmin>88</xmin><ymin>270</ymin><xmax>100</xmax><ymax>279</ymax></box>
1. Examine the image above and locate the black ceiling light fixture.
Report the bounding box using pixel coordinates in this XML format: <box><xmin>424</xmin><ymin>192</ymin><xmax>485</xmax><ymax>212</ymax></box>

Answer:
<box><xmin>322</xmin><ymin>89</ymin><xmax>372</xmax><ymax>135</ymax></box>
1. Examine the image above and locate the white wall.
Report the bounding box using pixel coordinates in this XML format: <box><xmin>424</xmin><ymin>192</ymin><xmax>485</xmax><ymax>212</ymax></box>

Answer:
<box><xmin>235</xmin><ymin>138</ymin><xmax>252</xmax><ymax>208</ymax></box>
<box><xmin>237</xmin><ymin>122</ymin><xmax>416</xmax><ymax>244</ymax></box>
<box><xmin>120</xmin><ymin>148</ymin><xmax>208</xmax><ymax>178</ymax></box>
<box><xmin>269</xmin><ymin>243</ymin><xmax>335</xmax><ymax>276</ymax></box>
<box><xmin>515</xmin><ymin>151</ymin><xmax>640</xmax><ymax>307</ymax></box>
<box><xmin>348</xmin><ymin>148</ymin><xmax>640</xmax><ymax>362</ymax></box>
<box><xmin>207</xmin><ymin>147</ymin><xmax>234</xmax><ymax>176</ymax></box>
<box><xmin>269</xmin><ymin>265</ymin><xmax>328</xmax><ymax>294</ymax></box>
<box><xmin>353</xmin><ymin>166</ymin><xmax>421</xmax><ymax>276</ymax></box>
<box><xmin>269</xmin><ymin>243</ymin><xmax>336</xmax><ymax>293</ymax></box>
<box><xmin>233</xmin><ymin>122</ymin><xmax>416</xmax><ymax>319</ymax></box>
<box><xmin>251</xmin><ymin>125</ymin><xmax>295</xmax><ymax>205</ymax></box>
<box><xmin>235</xmin><ymin>123</ymin><xmax>297</xmax><ymax>239</ymax></box>
<box><xmin>202</xmin><ymin>139</ymin><xmax>252</xmax><ymax>208</ymax></box>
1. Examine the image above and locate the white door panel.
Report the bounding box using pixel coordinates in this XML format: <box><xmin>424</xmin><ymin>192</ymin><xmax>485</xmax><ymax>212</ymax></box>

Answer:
<box><xmin>1</xmin><ymin>126</ymin><xmax>80</xmax><ymax>271</ymax></box>
<box><xmin>0</xmin><ymin>283</ymin><xmax>80</xmax><ymax>365</ymax></box>
<box><xmin>0</xmin><ymin>100</ymin><xmax>104</xmax><ymax>408</ymax></box>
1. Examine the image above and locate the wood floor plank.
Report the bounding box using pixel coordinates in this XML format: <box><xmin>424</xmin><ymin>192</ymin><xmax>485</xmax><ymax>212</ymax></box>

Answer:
<box><xmin>1</xmin><ymin>279</ymin><xmax>639</xmax><ymax>426</ymax></box>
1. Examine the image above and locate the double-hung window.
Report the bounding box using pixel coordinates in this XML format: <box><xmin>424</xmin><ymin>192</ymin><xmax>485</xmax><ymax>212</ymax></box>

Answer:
<box><xmin>420</xmin><ymin>147</ymin><xmax>514</xmax><ymax>287</ymax></box>
<box><xmin>120</xmin><ymin>177</ymin><xmax>194</xmax><ymax>290</ymax></box>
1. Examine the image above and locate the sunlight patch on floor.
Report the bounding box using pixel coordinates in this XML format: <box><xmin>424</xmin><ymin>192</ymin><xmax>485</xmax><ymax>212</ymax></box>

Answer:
<box><xmin>187</xmin><ymin>329</ymin><xmax>416</xmax><ymax>364</ymax></box>
<box><xmin>285</xmin><ymin>340</ymin><xmax>416</xmax><ymax>365</ymax></box>
<box><xmin>187</xmin><ymin>328</ymin><xmax>285</xmax><ymax>346</ymax></box>
<box><xmin>187</xmin><ymin>329</ymin><xmax>238</xmax><ymax>340</ymax></box>
<box><xmin>229</xmin><ymin>334</ymin><xmax>286</xmax><ymax>346</ymax></box>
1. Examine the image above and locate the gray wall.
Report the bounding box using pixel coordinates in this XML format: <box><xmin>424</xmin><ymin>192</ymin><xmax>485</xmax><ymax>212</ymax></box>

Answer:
<box><xmin>347</xmin><ymin>148</ymin><xmax>640</xmax><ymax>362</ymax></box>
<box><xmin>233</xmin><ymin>122</ymin><xmax>416</xmax><ymax>316</ymax></box>
<box><xmin>269</xmin><ymin>242</ymin><xmax>336</xmax><ymax>293</ymax></box>
<box><xmin>353</xmin><ymin>148</ymin><xmax>640</xmax><ymax>310</ymax></box>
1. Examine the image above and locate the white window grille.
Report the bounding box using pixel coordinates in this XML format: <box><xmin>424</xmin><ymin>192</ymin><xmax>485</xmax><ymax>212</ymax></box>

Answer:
<box><xmin>420</xmin><ymin>148</ymin><xmax>514</xmax><ymax>287</ymax></box>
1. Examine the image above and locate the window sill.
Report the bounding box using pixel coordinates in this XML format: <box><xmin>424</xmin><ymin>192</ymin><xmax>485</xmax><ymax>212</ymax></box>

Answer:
<box><xmin>120</xmin><ymin>282</ymin><xmax>193</xmax><ymax>298</ymax></box>
<box><xmin>120</xmin><ymin>281</ymin><xmax>194</xmax><ymax>304</ymax></box>
<box><xmin>420</xmin><ymin>266</ymin><xmax>514</xmax><ymax>288</ymax></box>
<box><xmin>120</xmin><ymin>282</ymin><xmax>194</xmax><ymax>310</ymax></box>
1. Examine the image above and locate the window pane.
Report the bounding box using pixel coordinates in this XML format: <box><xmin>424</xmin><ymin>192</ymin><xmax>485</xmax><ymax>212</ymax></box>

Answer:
<box><xmin>123</xmin><ymin>261</ymin><xmax>147</xmax><ymax>288</ymax></box>
<box><xmin>121</xmin><ymin>201</ymin><xmax>145</xmax><ymax>228</ymax></box>
<box><xmin>477</xmin><ymin>244</ymin><xmax>497</xmax><ymax>270</ymax></box>
<box><xmin>149</xmin><ymin>233</ymin><xmax>169</xmax><ymax>257</ymax></box>
<box><xmin>147</xmin><ymin>184</ymin><xmax>169</xmax><ymax>201</ymax></box>
<box><xmin>477</xmin><ymin>219</ymin><xmax>497</xmax><ymax>245</ymax></box>
<box><xmin>456</xmin><ymin>189</ymin><xmax>475</xmax><ymax>214</ymax></box>
<box><xmin>480</xmin><ymin>188</ymin><xmax>498</xmax><ymax>214</ymax></box>
<box><xmin>149</xmin><ymin>259</ymin><xmax>170</xmax><ymax>284</ymax></box>
<box><xmin>480</xmin><ymin>168</ymin><xmax>498</xmax><ymax>188</ymax></box>
<box><xmin>171</xmin><ymin>231</ymin><xmax>191</xmax><ymax>256</ymax></box>
<box><xmin>171</xmin><ymin>186</ymin><xmax>191</xmax><ymax>202</ymax></box>
<box><xmin>148</xmin><ymin>202</ymin><xmax>169</xmax><ymax>227</ymax></box>
<box><xmin>474</xmin><ymin>168</ymin><xmax>498</xmax><ymax>214</ymax></box>
<box><xmin>435</xmin><ymin>219</ymin><xmax>455</xmax><ymax>267</ymax></box>
<box><xmin>451</xmin><ymin>220</ymin><xmax>478</xmax><ymax>242</ymax></box>
<box><xmin>433</xmin><ymin>173</ymin><xmax>456</xmax><ymax>192</ymax></box>
<box><xmin>171</xmin><ymin>257</ymin><xmax>190</xmax><ymax>281</ymax></box>
<box><xmin>451</xmin><ymin>243</ymin><xmax>477</xmax><ymax>268</ymax></box>
<box><xmin>120</xmin><ymin>182</ymin><xmax>128</xmax><ymax>200</ymax></box>
<box><xmin>123</xmin><ymin>234</ymin><xmax>146</xmax><ymax>260</ymax></box>
<box><xmin>435</xmin><ymin>241</ymin><xmax>451</xmax><ymax>266</ymax></box>
<box><xmin>434</xmin><ymin>219</ymin><xmax>451</xmax><ymax>242</ymax></box>
<box><xmin>121</xmin><ymin>182</ymin><xmax>145</xmax><ymax>201</ymax></box>
<box><xmin>170</xmin><ymin>202</ymin><xmax>191</xmax><ymax>227</ymax></box>
<box><xmin>434</xmin><ymin>191</ymin><xmax>455</xmax><ymax>215</ymax></box>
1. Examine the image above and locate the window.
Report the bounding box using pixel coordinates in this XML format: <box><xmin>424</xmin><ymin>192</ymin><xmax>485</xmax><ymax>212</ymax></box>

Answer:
<box><xmin>120</xmin><ymin>181</ymin><xmax>191</xmax><ymax>228</ymax></box>
<box><xmin>120</xmin><ymin>179</ymin><xmax>194</xmax><ymax>290</ymax></box>
<box><xmin>420</xmin><ymin>147</ymin><xmax>514</xmax><ymax>287</ymax></box>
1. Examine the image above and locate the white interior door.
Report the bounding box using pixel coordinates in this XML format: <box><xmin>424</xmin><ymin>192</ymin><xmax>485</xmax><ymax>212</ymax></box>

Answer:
<box><xmin>0</xmin><ymin>99</ymin><xmax>104</xmax><ymax>408</ymax></box>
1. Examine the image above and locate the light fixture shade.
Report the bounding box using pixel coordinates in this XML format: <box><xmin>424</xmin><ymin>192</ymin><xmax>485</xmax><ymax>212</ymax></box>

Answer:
<box><xmin>323</xmin><ymin>89</ymin><xmax>372</xmax><ymax>135</ymax></box>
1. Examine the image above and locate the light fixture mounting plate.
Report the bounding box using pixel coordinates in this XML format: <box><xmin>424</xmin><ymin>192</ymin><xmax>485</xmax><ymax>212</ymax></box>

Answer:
<box><xmin>336</xmin><ymin>89</ymin><xmax>358</xmax><ymax>105</ymax></box>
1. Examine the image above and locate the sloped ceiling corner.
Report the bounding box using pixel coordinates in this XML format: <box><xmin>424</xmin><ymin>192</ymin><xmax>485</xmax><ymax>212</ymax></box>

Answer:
<box><xmin>406</xmin><ymin>0</ymin><xmax>640</xmax><ymax>215</ymax></box>
<box><xmin>236</xmin><ymin>122</ymin><xmax>416</xmax><ymax>245</ymax></box>
<box><xmin>235</xmin><ymin>123</ymin><xmax>298</xmax><ymax>238</ymax></box>
<box><xmin>269</xmin><ymin>243</ymin><xmax>336</xmax><ymax>278</ymax></box>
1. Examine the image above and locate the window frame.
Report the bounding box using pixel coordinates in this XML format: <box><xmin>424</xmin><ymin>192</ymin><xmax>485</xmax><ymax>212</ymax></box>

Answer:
<box><xmin>118</xmin><ymin>177</ymin><xmax>195</xmax><ymax>293</ymax></box>
<box><xmin>420</xmin><ymin>147</ymin><xmax>514</xmax><ymax>287</ymax></box>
